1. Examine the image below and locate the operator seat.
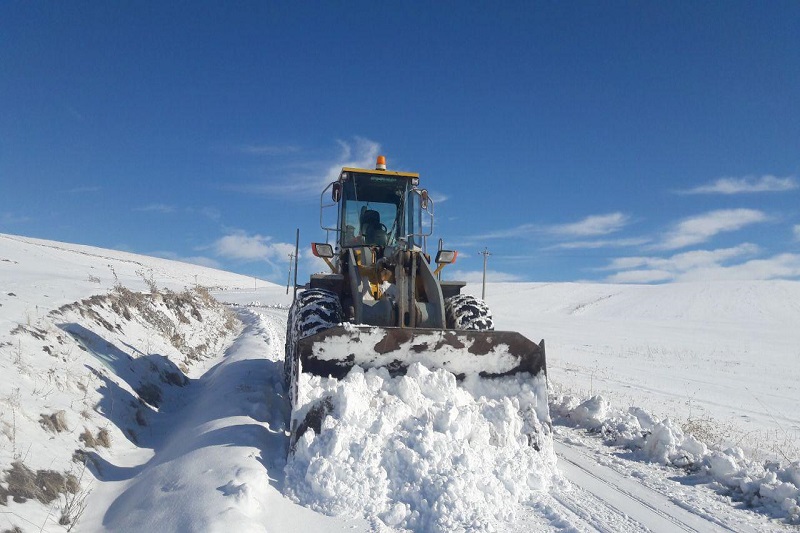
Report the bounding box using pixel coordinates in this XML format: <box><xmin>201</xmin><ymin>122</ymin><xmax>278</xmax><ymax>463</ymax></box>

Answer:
<box><xmin>361</xmin><ymin>209</ymin><xmax>388</xmax><ymax>246</ymax></box>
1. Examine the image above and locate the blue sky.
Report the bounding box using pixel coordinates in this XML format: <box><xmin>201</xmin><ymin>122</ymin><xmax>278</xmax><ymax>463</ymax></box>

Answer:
<box><xmin>2</xmin><ymin>2</ymin><xmax>799</xmax><ymax>285</ymax></box>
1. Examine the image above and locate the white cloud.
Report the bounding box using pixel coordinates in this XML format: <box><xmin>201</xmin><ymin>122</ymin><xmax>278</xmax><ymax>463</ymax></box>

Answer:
<box><xmin>602</xmin><ymin>243</ymin><xmax>771</xmax><ymax>283</ymax></box>
<box><xmin>669</xmin><ymin>244</ymin><xmax>761</xmax><ymax>270</ymax></box>
<box><xmin>679</xmin><ymin>175</ymin><xmax>798</xmax><ymax>195</ymax></box>
<box><xmin>656</xmin><ymin>209</ymin><xmax>767</xmax><ymax>250</ymax></box>
<box><xmin>212</xmin><ymin>232</ymin><xmax>295</xmax><ymax>262</ymax></box>
<box><xmin>0</xmin><ymin>212</ymin><xmax>29</xmax><ymax>225</ymax></box>
<box><xmin>676</xmin><ymin>254</ymin><xmax>800</xmax><ymax>282</ymax></box>
<box><xmin>548</xmin><ymin>237</ymin><xmax>650</xmax><ymax>250</ymax></box>
<box><xmin>447</xmin><ymin>269</ymin><xmax>524</xmax><ymax>283</ymax></box>
<box><xmin>602</xmin><ymin>244</ymin><xmax>760</xmax><ymax>273</ymax></box>
<box><xmin>226</xmin><ymin>137</ymin><xmax>381</xmax><ymax>198</ymax></box>
<box><xmin>133</xmin><ymin>205</ymin><xmax>221</xmax><ymax>221</ymax></box>
<box><xmin>794</xmin><ymin>224</ymin><xmax>800</xmax><ymax>241</ymax></box>
<box><xmin>134</xmin><ymin>204</ymin><xmax>177</xmax><ymax>214</ymax></box>
<box><xmin>429</xmin><ymin>191</ymin><xmax>449</xmax><ymax>204</ymax></box>
<box><xmin>602</xmin><ymin>256</ymin><xmax>652</xmax><ymax>271</ymax></box>
<box><xmin>550</xmin><ymin>212</ymin><xmax>630</xmax><ymax>237</ymax></box>
<box><xmin>182</xmin><ymin>256</ymin><xmax>223</xmax><ymax>269</ymax></box>
<box><xmin>317</xmin><ymin>137</ymin><xmax>382</xmax><ymax>189</ymax></box>
<box><xmin>473</xmin><ymin>212</ymin><xmax>630</xmax><ymax>241</ymax></box>
<box><xmin>152</xmin><ymin>251</ymin><xmax>222</xmax><ymax>269</ymax></box>
<box><xmin>299</xmin><ymin>252</ymin><xmax>332</xmax><ymax>277</ymax></box>
<box><xmin>65</xmin><ymin>105</ymin><xmax>85</xmax><ymax>121</ymax></box>
<box><xmin>606</xmin><ymin>269</ymin><xmax>674</xmax><ymax>283</ymax></box>
<box><xmin>197</xmin><ymin>207</ymin><xmax>221</xmax><ymax>221</ymax></box>
<box><xmin>237</xmin><ymin>144</ymin><xmax>300</xmax><ymax>155</ymax></box>
<box><xmin>69</xmin><ymin>185</ymin><xmax>101</xmax><ymax>194</ymax></box>
<box><xmin>471</xmin><ymin>223</ymin><xmax>538</xmax><ymax>240</ymax></box>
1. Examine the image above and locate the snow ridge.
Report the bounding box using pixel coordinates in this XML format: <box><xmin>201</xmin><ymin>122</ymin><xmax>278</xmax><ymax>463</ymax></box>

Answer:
<box><xmin>552</xmin><ymin>394</ymin><xmax>800</xmax><ymax>524</ymax></box>
<box><xmin>0</xmin><ymin>284</ymin><xmax>239</xmax><ymax>530</ymax></box>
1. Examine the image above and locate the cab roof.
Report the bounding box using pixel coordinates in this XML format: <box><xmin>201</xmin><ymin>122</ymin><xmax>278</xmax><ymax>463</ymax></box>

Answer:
<box><xmin>340</xmin><ymin>166</ymin><xmax>420</xmax><ymax>179</ymax></box>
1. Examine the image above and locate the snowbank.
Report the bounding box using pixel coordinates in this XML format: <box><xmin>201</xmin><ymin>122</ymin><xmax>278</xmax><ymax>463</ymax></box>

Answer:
<box><xmin>0</xmin><ymin>284</ymin><xmax>239</xmax><ymax>529</ymax></box>
<box><xmin>286</xmin><ymin>364</ymin><xmax>557</xmax><ymax>532</ymax></box>
<box><xmin>552</xmin><ymin>394</ymin><xmax>800</xmax><ymax>524</ymax></box>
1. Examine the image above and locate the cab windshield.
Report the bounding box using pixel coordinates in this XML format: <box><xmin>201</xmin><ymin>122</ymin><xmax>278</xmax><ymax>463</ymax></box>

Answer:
<box><xmin>340</xmin><ymin>173</ymin><xmax>409</xmax><ymax>247</ymax></box>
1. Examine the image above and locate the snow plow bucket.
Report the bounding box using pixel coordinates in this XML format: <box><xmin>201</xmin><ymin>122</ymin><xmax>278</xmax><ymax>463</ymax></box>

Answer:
<box><xmin>296</xmin><ymin>325</ymin><xmax>546</xmax><ymax>380</ymax></box>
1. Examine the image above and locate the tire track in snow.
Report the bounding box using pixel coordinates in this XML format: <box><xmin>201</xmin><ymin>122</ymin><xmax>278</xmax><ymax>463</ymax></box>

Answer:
<box><xmin>256</xmin><ymin>306</ymin><xmax>288</xmax><ymax>362</ymax></box>
<box><xmin>548</xmin><ymin>488</ymin><xmax>647</xmax><ymax>533</ymax></box>
<box><xmin>552</xmin><ymin>435</ymin><xmax>761</xmax><ymax>533</ymax></box>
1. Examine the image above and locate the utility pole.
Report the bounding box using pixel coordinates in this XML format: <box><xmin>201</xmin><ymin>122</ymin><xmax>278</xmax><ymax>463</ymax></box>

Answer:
<box><xmin>286</xmin><ymin>252</ymin><xmax>295</xmax><ymax>295</ymax></box>
<box><xmin>480</xmin><ymin>247</ymin><xmax>491</xmax><ymax>300</ymax></box>
<box><xmin>437</xmin><ymin>238</ymin><xmax>444</xmax><ymax>281</ymax></box>
<box><xmin>292</xmin><ymin>228</ymin><xmax>300</xmax><ymax>301</ymax></box>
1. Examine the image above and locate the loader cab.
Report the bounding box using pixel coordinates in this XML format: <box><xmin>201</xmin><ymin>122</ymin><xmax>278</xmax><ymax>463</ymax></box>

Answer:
<box><xmin>334</xmin><ymin>166</ymin><xmax>429</xmax><ymax>251</ymax></box>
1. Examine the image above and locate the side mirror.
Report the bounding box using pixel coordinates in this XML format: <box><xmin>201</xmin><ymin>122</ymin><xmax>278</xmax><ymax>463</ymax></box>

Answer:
<box><xmin>420</xmin><ymin>189</ymin><xmax>429</xmax><ymax>209</ymax></box>
<box><xmin>332</xmin><ymin>182</ymin><xmax>342</xmax><ymax>203</ymax></box>
<box><xmin>312</xmin><ymin>243</ymin><xmax>334</xmax><ymax>258</ymax></box>
<box><xmin>435</xmin><ymin>249</ymin><xmax>457</xmax><ymax>264</ymax></box>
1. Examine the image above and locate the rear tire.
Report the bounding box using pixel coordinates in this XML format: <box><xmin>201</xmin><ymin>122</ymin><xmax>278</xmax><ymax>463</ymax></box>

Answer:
<box><xmin>445</xmin><ymin>294</ymin><xmax>494</xmax><ymax>331</ymax></box>
<box><xmin>284</xmin><ymin>289</ymin><xmax>343</xmax><ymax>406</ymax></box>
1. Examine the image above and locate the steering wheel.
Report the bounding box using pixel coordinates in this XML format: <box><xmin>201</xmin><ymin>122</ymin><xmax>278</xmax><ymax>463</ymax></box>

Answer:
<box><xmin>365</xmin><ymin>223</ymin><xmax>387</xmax><ymax>235</ymax></box>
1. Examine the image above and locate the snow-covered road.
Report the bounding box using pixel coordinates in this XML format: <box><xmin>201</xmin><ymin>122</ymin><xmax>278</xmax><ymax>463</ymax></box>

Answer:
<box><xmin>81</xmin><ymin>305</ymin><xmax>371</xmax><ymax>532</ymax></box>
<box><xmin>2</xmin><ymin>235</ymin><xmax>796</xmax><ymax>532</ymax></box>
<box><xmin>220</xmin><ymin>301</ymin><xmax>778</xmax><ymax>532</ymax></box>
<box><xmin>554</xmin><ymin>437</ymin><xmax>724</xmax><ymax>532</ymax></box>
<box><xmin>540</xmin><ymin>428</ymin><xmax>771</xmax><ymax>532</ymax></box>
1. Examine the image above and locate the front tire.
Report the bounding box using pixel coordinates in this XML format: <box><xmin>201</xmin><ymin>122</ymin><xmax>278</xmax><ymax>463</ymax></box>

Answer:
<box><xmin>445</xmin><ymin>294</ymin><xmax>494</xmax><ymax>331</ymax></box>
<box><xmin>284</xmin><ymin>289</ymin><xmax>343</xmax><ymax>404</ymax></box>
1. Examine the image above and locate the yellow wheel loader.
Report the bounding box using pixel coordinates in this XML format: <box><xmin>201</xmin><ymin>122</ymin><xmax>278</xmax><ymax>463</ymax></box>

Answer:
<box><xmin>284</xmin><ymin>156</ymin><xmax>548</xmax><ymax>445</ymax></box>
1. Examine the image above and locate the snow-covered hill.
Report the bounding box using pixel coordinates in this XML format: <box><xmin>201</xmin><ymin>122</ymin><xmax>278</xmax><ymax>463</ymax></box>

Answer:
<box><xmin>1</xmin><ymin>233</ymin><xmax>798</xmax><ymax>531</ymax></box>
<box><xmin>485</xmin><ymin>280</ymin><xmax>800</xmax><ymax>459</ymax></box>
